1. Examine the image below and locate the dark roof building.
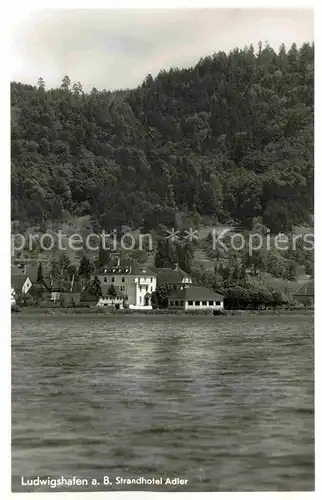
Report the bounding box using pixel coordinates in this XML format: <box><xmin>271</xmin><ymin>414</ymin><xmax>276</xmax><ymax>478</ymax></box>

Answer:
<box><xmin>155</xmin><ymin>267</ymin><xmax>191</xmax><ymax>283</ymax></box>
<box><xmin>24</xmin><ymin>264</ymin><xmax>39</xmax><ymax>282</ymax></box>
<box><xmin>11</xmin><ymin>274</ymin><xmax>28</xmax><ymax>293</ymax></box>
<box><xmin>11</xmin><ymin>263</ymin><xmax>35</xmax><ymax>293</ymax></box>
<box><xmin>154</xmin><ymin>264</ymin><xmax>193</xmax><ymax>290</ymax></box>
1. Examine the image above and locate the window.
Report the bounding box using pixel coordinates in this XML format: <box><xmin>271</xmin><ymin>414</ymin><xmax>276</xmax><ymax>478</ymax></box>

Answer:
<box><xmin>112</xmin><ymin>277</ymin><xmax>115</xmax><ymax>283</ymax></box>
<box><xmin>180</xmin><ymin>301</ymin><xmax>184</xmax><ymax>306</ymax></box>
<box><xmin>175</xmin><ymin>300</ymin><xmax>179</xmax><ymax>306</ymax></box>
<box><xmin>216</xmin><ymin>301</ymin><xmax>221</xmax><ymax>306</ymax></box>
<box><xmin>170</xmin><ymin>301</ymin><xmax>174</xmax><ymax>306</ymax></box>
<box><xmin>139</xmin><ymin>286</ymin><xmax>142</xmax><ymax>291</ymax></box>
<box><xmin>202</xmin><ymin>301</ymin><xmax>207</xmax><ymax>306</ymax></box>
<box><xmin>195</xmin><ymin>301</ymin><xmax>200</xmax><ymax>306</ymax></box>
<box><xmin>150</xmin><ymin>278</ymin><xmax>152</xmax><ymax>282</ymax></box>
<box><xmin>104</xmin><ymin>277</ymin><xmax>107</xmax><ymax>282</ymax></box>
<box><xmin>188</xmin><ymin>301</ymin><xmax>193</xmax><ymax>306</ymax></box>
<box><xmin>150</xmin><ymin>286</ymin><xmax>153</xmax><ymax>292</ymax></box>
<box><xmin>209</xmin><ymin>301</ymin><xmax>214</xmax><ymax>306</ymax></box>
<box><xmin>139</xmin><ymin>296</ymin><xmax>142</xmax><ymax>304</ymax></box>
<box><xmin>122</xmin><ymin>277</ymin><xmax>125</xmax><ymax>283</ymax></box>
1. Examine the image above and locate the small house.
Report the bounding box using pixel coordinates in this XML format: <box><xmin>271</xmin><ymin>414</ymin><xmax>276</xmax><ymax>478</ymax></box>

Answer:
<box><xmin>154</xmin><ymin>264</ymin><xmax>193</xmax><ymax>291</ymax></box>
<box><xmin>168</xmin><ymin>286</ymin><xmax>224</xmax><ymax>311</ymax></box>
<box><xmin>11</xmin><ymin>271</ymin><xmax>33</xmax><ymax>303</ymax></box>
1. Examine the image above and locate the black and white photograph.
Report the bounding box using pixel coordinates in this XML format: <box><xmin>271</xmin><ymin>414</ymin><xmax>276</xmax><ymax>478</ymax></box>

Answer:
<box><xmin>9</xmin><ymin>4</ymin><xmax>314</xmax><ymax>494</ymax></box>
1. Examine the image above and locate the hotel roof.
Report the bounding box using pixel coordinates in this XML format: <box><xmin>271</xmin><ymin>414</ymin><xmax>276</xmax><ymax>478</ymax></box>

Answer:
<box><xmin>97</xmin><ymin>258</ymin><xmax>156</xmax><ymax>276</ymax></box>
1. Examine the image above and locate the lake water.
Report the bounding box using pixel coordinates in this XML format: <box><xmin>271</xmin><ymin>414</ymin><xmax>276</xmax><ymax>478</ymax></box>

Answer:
<box><xmin>11</xmin><ymin>313</ymin><xmax>314</xmax><ymax>492</ymax></box>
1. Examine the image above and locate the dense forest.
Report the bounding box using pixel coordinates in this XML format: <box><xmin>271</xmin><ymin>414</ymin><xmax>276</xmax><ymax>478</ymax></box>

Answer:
<box><xmin>11</xmin><ymin>42</ymin><xmax>314</xmax><ymax>233</ymax></box>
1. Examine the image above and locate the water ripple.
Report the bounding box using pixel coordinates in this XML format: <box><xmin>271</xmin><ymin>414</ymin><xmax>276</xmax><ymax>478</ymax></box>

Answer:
<box><xmin>12</xmin><ymin>314</ymin><xmax>314</xmax><ymax>491</ymax></box>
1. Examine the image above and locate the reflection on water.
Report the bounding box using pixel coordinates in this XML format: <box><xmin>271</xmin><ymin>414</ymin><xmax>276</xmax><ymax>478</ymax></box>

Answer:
<box><xmin>12</xmin><ymin>314</ymin><xmax>314</xmax><ymax>491</ymax></box>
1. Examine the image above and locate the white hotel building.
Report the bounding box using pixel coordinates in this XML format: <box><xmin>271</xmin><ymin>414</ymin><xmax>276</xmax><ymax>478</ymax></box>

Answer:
<box><xmin>94</xmin><ymin>257</ymin><xmax>157</xmax><ymax>309</ymax></box>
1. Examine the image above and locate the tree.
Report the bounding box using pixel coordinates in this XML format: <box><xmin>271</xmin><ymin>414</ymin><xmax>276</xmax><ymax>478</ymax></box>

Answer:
<box><xmin>222</xmin><ymin>266</ymin><xmax>230</xmax><ymax>283</ymax></box>
<box><xmin>97</xmin><ymin>243</ymin><xmax>111</xmax><ymax>268</ymax></box>
<box><xmin>223</xmin><ymin>285</ymin><xmax>251</xmax><ymax>310</ymax></box>
<box><xmin>61</xmin><ymin>75</ymin><xmax>71</xmax><ymax>91</ymax></box>
<box><xmin>154</xmin><ymin>239</ymin><xmax>177</xmax><ymax>268</ymax></box>
<box><xmin>58</xmin><ymin>253</ymin><xmax>73</xmax><ymax>278</ymax></box>
<box><xmin>284</xmin><ymin>261</ymin><xmax>297</xmax><ymax>281</ymax></box>
<box><xmin>130</xmin><ymin>249</ymin><xmax>149</xmax><ymax>263</ymax></box>
<box><xmin>305</xmin><ymin>260</ymin><xmax>314</xmax><ymax>277</ymax></box>
<box><xmin>78</xmin><ymin>255</ymin><xmax>94</xmax><ymax>278</ymax></box>
<box><xmin>267</xmin><ymin>251</ymin><xmax>285</xmax><ymax>278</ymax></box>
<box><xmin>50</xmin><ymin>260</ymin><xmax>60</xmax><ymax>280</ymax></box>
<box><xmin>232</xmin><ymin>264</ymin><xmax>241</xmax><ymax>282</ymax></box>
<box><xmin>271</xmin><ymin>290</ymin><xmax>286</xmax><ymax>308</ymax></box>
<box><xmin>37</xmin><ymin>77</ymin><xmax>45</xmax><ymax>90</ymax></box>
<box><xmin>37</xmin><ymin>262</ymin><xmax>44</xmax><ymax>282</ymax></box>
<box><xmin>240</xmin><ymin>264</ymin><xmax>247</xmax><ymax>281</ymax></box>
<box><xmin>88</xmin><ymin>276</ymin><xmax>102</xmax><ymax>297</ymax></box>
<box><xmin>176</xmin><ymin>242</ymin><xmax>194</xmax><ymax>273</ymax></box>
<box><xmin>218</xmin><ymin>263</ymin><xmax>224</xmax><ymax>276</ymax></box>
<box><xmin>243</xmin><ymin>249</ymin><xmax>267</xmax><ymax>276</ymax></box>
<box><xmin>72</xmin><ymin>81</ymin><xmax>83</xmax><ymax>96</ymax></box>
<box><xmin>181</xmin><ymin>210</ymin><xmax>201</xmax><ymax>230</ymax></box>
<box><xmin>107</xmin><ymin>284</ymin><xmax>118</xmax><ymax>299</ymax></box>
<box><xmin>154</xmin><ymin>283</ymin><xmax>173</xmax><ymax>308</ymax></box>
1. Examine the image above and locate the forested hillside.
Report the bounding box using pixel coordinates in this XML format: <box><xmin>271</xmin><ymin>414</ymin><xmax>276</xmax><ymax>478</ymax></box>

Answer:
<box><xmin>11</xmin><ymin>42</ymin><xmax>314</xmax><ymax>233</ymax></box>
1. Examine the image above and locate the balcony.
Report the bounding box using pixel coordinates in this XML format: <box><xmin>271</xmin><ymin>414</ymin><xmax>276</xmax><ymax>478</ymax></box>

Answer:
<box><xmin>135</xmin><ymin>277</ymin><xmax>153</xmax><ymax>285</ymax></box>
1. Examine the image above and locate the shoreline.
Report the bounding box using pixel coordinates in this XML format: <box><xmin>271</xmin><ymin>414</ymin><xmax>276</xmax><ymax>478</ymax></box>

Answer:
<box><xmin>12</xmin><ymin>307</ymin><xmax>314</xmax><ymax>316</ymax></box>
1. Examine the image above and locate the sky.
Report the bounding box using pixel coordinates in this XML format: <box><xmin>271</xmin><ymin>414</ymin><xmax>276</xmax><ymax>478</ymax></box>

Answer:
<box><xmin>10</xmin><ymin>8</ymin><xmax>314</xmax><ymax>92</ymax></box>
